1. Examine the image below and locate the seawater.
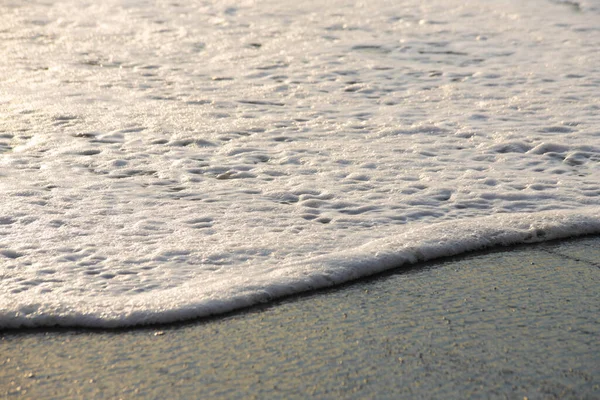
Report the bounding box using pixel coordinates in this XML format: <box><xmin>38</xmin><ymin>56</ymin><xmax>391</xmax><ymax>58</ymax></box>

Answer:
<box><xmin>1</xmin><ymin>0</ymin><xmax>599</xmax><ymax>328</ymax></box>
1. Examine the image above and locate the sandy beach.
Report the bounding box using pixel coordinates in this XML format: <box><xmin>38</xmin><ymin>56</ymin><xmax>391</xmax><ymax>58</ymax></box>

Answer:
<box><xmin>2</xmin><ymin>1</ymin><xmax>600</xmax><ymax>398</ymax></box>
<box><xmin>2</xmin><ymin>236</ymin><xmax>599</xmax><ymax>399</ymax></box>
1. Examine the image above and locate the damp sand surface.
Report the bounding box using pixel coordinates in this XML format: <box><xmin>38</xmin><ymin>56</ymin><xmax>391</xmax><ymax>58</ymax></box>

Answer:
<box><xmin>2</xmin><ymin>236</ymin><xmax>599</xmax><ymax>399</ymax></box>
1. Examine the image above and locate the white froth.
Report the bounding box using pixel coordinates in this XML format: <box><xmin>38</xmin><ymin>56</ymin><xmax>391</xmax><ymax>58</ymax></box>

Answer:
<box><xmin>1</xmin><ymin>0</ymin><xmax>599</xmax><ymax>328</ymax></box>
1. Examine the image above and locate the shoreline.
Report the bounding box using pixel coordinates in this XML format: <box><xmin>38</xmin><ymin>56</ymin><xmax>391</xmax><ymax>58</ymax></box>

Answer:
<box><xmin>1</xmin><ymin>233</ymin><xmax>599</xmax><ymax>335</ymax></box>
<box><xmin>4</xmin><ymin>211</ymin><xmax>600</xmax><ymax>331</ymax></box>
<box><xmin>2</xmin><ymin>235</ymin><xmax>599</xmax><ymax>398</ymax></box>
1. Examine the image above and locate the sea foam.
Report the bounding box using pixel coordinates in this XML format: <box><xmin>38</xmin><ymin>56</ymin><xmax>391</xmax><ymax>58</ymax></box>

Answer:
<box><xmin>1</xmin><ymin>0</ymin><xmax>599</xmax><ymax>328</ymax></box>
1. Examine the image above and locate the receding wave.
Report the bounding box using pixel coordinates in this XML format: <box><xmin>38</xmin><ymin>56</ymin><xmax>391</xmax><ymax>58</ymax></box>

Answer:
<box><xmin>1</xmin><ymin>0</ymin><xmax>599</xmax><ymax>329</ymax></box>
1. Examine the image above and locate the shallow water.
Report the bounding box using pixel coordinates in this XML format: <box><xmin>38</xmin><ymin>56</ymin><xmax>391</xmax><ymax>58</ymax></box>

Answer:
<box><xmin>1</xmin><ymin>0</ymin><xmax>599</xmax><ymax>328</ymax></box>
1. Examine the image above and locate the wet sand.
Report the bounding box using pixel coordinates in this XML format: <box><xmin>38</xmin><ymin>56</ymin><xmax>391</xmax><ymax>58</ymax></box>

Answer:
<box><xmin>1</xmin><ymin>236</ymin><xmax>599</xmax><ymax>399</ymax></box>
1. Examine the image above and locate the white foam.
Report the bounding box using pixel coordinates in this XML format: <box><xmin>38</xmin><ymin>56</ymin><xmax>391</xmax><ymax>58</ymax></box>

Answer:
<box><xmin>1</xmin><ymin>0</ymin><xmax>599</xmax><ymax>328</ymax></box>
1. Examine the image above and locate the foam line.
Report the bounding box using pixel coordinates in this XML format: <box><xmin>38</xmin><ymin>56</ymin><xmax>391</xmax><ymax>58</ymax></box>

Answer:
<box><xmin>2</xmin><ymin>209</ymin><xmax>598</xmax><ymax>329</ymax></box>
